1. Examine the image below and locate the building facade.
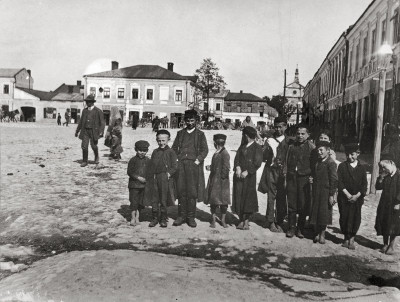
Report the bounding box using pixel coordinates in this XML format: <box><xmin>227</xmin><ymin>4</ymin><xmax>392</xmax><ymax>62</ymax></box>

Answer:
<box><xmin>285</xmin><ymin>68</ymin><xmax>305</xmax><ymax>125</ymax></box>
<box><xmin>84</xmin><ymin>62</ymin><xmax>197</xmax><ymax>126</ymax></box>
<box><xmin>304</xmin><ymin>0</ymin><xmax>400</xmax><ymax>143</ymax></box>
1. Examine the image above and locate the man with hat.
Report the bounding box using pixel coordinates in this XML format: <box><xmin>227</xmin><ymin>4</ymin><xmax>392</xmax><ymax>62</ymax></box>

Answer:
<box><xmin>172</xmin><ymin>109</ymin><xmax>209</xmax><ymax>227</ymax></box>
<box><xmin>258</xmin><ymin>115</ymin><xmax>292</xmax><ymax>232</ymax></box>
<box><xmin>75</xmin><ymin>94</ymin><xmax>105</xmax><ymax>167</ymax></box>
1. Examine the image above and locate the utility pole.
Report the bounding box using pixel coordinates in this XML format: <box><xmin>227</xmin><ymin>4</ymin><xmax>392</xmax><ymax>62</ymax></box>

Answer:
<box><xmin>370</xmin><ymin>70</ymin><xmax>386</xmax><ymax>194</ymax></box>
<box><xmin>283</xmin><ymin>69</ymin><xmax>287</xmax><ymax>100</ymax></box>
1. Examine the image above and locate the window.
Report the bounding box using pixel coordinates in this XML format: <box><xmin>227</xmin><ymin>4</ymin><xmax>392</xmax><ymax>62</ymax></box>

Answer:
<box><xmin>3</xmin><ymin>84</ymin><xmax>9</xmax><ymax>94</ymax></box>
<box><xmin>216</xmin><ymin>103</ymin><xmax>221</xmax><ymax>111</ymax></box>
<box><xmin>118</xmin><ymin>88</ymin><xmax>124</xmax><ymax>99</ymax></box>
<box><xmin>44</xmin><ymin>107</ymin><xmax>56</xmax><ymax>119</ymax></box>
<box><xmin>89</xmin><ymin>87</ymin><xmax>96</xmax><ymax>96</ymax></box>
<box><xmin>393</xmin><ymin>10</ymin><xmax>400</xmax><ymax>43</ymax></box>
<box><xmin>237</xmin><ymin>103</ymin><xmax>241</xmax><ymax>112</ymax></box>
<box><xmin>226</xmin><ymin>103</ymin><xmax>231</xmax><ymax>112</ymax></box>
<box><xmin>381</xmin><ymin>19</ymin><xmax>387</xmax><ymax>44</ymax></box>
<box><xmin>160</xmin><ymin>87</ymin><xmax>169</xmax><ymax>101</ymax></box>
<box><xmin>371</xmin><ymin>29</ymin><xmax>376</xmax><ymax>56</ymax></box>
<box><xmin>103</xmin><ymin>87</ymin><xmax>110</xmax><ymax>98</ymax></box>
<box><xmin>132</xmin><ymin>88</ymin><xmax>139</xmax><ymax>99</ymax></box>
<box><xmin>247</xmin><ymin>104</ymin><xmax>252</xmax><ymax>113</ymax></box>
<box><xmin>349</xmin><ymin>50</ymin><xmax>353</xmax><ymax>74</ymax></box>
<box><xmin>146</xmin><ymin>89</ymin><xmax>153</xmax><ymax>100</ymax></box>
<box><xmin>362</xmin><ymin>35</ymin><xmax>368</xmax><ymax>66</ymax></box>
<box><xmin>355</xmin><ymin>44</ymin><xmax>360</xmax><ymax>71</ymax></box>
<box><xmin>175</xmin><ymin>89</ymin><xmax>182</xmax><ymax>102</ymax></box>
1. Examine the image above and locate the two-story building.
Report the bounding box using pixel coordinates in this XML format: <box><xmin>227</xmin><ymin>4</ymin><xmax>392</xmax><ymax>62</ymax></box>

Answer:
<box><xmin>84</xmin><ymin>61</ymin><xmax>197</xmax><ymax>125</ymax></box>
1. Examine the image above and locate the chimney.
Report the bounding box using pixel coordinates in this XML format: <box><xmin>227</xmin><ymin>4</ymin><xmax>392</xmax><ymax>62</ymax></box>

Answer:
<box><xmin>240</xmin><ymin>90</ymin><xmax>243</xmax><ymax>93</ymax></box>
<box><xmin>27</xmin><ymin>69</ymin><xmax>31</xmax><ymax>77</ymax></box>
<box><xmin>112</xmin><ymin>61</ymin><xmax>119</xmax><ymax>70</ymax></box>
<box><xmin>77</xmin><ymin>80</ymin><xmax>82</xmax><ymax>86</ymax></box>
<box><xmin>167</xmin><ymin>62</ymin><xmax>174</xmax><ymax>72</ymax></box>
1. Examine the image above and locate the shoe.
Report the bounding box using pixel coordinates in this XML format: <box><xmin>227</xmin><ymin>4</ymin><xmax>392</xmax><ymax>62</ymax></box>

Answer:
<box><xmin>286</xmin><ymin>227</ymin><xmax>295</xmax><ymax>238</ymax></box>
<box><xmin>149</xmin><ymin>218</ymin><xmax>158</xmax><ymax>227</ymax></box>
<box><xmin>173</xmin><ymin>216</ymin><xmax>185</xmax><ymax>226</ymax></box>
<box><xmin>313</xmin><ymin>235</ymin><xmax>319</xmax><ymax>243</ymax></box>
<box><xmin>159</xmin><ymin>219</ymin><xmax>167</xmax><ymax>228</ymax></box>
<box><xmin>296</xmin><ymin>229</ymin><xmax>305</xmax><ymax>239</ymax></box>
<box><xmin>80</xmin><ymin>162</ymin><xmax>88</xmax><ymax>167</ymax></box>
<box><xmin>186</xmin><ymin>217</ymin><xmax>197</xmax><ymax>228</ymax></box>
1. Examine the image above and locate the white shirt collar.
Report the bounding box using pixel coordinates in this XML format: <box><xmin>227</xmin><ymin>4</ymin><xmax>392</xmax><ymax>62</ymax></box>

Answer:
<box><xmin>186</xmin><ymin>127</ymin><xmax>195</xmax><ymax>134</ymax></box>
<box><xmin>87</xmin><ymin>106</ymin><xmax>94</xmax><ymax>111</ymax></box>
<box><xmin>246</xmin><ymin>141</ymin><xmax>254</xmax><ymax>147</ymax></box>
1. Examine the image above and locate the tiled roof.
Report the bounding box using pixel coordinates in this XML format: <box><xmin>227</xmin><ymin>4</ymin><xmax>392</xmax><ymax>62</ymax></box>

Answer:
<box><xmin>225</xmin><ymin>92</ymin><xmax>263</xmax><ymax>102</ymax></box>
<box><xmin>210</xmin><ymin>89</ymin><xmax>230</xmax><ymax>98</ymax></box>
<box><xmin>84</xmin><ymin>65</ymin><xmax>193</xmax><ymax>81</ymax></box>
<box><xmin>51</xmin><ymin>84</ymin><xmax>84</xmax><ymax>102</ymax></box>
<box><xmin>53</xmin><ymin>83</ymin><xmax>82</xmax><ymax>94</ymax></box>
<box><xmin>0</xmin><ymin>68</ymin><xmax>24</xmax><ymax>78</ymax></box>
<box><xmin>16</xmin><ymin>87</ymin><xmax>53</xmax><ymax>100</ymax></box>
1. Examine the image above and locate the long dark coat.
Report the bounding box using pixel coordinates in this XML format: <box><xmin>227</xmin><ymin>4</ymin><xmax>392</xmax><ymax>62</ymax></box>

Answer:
<box><xmin>337</xmin><ymin>161</ymin><xmax>368</xmax><ymax>235</ymax></box>
<box><xmin>232</xmin><ymin>142</ymin><xmax>263</xmax><ymax>216</ymax></box>
<box><xmin>375</xmin><ymin>171</ymin><xmax>400</xmax><ymax>236</ymax></box>
<box><xmin>310</xmin><ymin>157</ymin><xmax>338</xmax><ymax>226</ymax></box>
<box><xmin>205</xmin><ymin>148</ymin><xmax>231</xmax><ymax>206</ymax></box>
<box><xmin>76</xmin><ymin>106</ymin><xmax>105</xmax><ymax>140</ymax></box>
<box><xmin>172</xmin><ymin>128</ymin><xmax>209</xmax><ymax>203</ymax></box>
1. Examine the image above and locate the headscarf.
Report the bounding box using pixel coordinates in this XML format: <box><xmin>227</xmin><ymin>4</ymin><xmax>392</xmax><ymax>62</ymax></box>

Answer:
<box><xmin>110</xmin><ymin>106</ymin><xmax>122</xmax><ymax>128</ymax></box>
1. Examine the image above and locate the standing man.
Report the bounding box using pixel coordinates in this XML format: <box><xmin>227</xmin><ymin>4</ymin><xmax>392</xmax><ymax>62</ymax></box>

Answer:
<box><xmin>284</xmin><ymin>124</ymin><xmax>315</xmax><ymax>238</ymax></box>
<box><xmin>63</xmin><ymin>110</ymin><xmax>70</xmax><ymax>126</ymax></box>
<box><xmin>258</xmin><ymin>116</ymin><xmax>292</xmax><ymax>232</ymax></box>
<box><xmin>172</xmin><ymin>109</ymin><xmax>209</xmax><ymax>227</ymax></box>
<box><xmin>57</xmin><ymin>113</ymin><xmax>62</xmax><ymax>126</ymax></box>
<box><xmin>75</xmin><ymin>94</ymin><xmax>105</xmax><ymax>167</ymax></box>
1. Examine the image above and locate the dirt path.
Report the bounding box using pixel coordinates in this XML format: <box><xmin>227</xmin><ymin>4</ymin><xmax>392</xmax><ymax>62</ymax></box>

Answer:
<box><xmin>0</xmin><ymin>123</ymin><xmax>399</xmax><ymax>301</ymax></box>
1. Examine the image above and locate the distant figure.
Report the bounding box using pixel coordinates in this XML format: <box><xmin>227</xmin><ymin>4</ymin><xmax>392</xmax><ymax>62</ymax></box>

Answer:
<box><xmin>75</xmin><ymin>95</ymin><xmax>105</xmax><ymax>167</ymax></box>
<box><xmin>132</xmin><ymin>114</ymin><xmax>139</xmax><ymax>130</ymax></box>
<box><xmin>63</xmin><ymin>111</ymin><xmax>70</xmax><ymax>126</ymax></box>
<box><xmin>382</xmin><ymin>125</ymin><xmax>400</xmax><ymax>168</ymax></box>
<box><xmin>152</xmin><ymin>116</ymin><xmax>161</xmax><ymax>132</ymax></box>
<box><xmin>106</xmin><ymin>106</ymin><xmax>123</xmax><ymax>160</ymax></box>
<box><xmin>57</xmin><ymin>113</ymin><xmax>62</xmax><ymax>126</ymax></box>
<box><xmin>240</xmin><ymin>116</ymin><xmax>256</xmax><ymax>130</ymax></box>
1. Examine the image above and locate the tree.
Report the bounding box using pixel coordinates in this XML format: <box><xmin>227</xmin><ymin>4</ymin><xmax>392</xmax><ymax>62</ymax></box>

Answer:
<box><xmin>263</xmin><ymin>95</ymin><xmax>296</xmax><ymax>118</ymax></box>
<box><xmin>194</xmin><ymin>58</ymin><xmax>226</xmax><ymax>116</ymax></box>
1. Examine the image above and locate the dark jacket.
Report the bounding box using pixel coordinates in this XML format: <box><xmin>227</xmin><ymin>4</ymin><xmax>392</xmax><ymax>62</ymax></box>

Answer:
<box><xmin>172</xmin><ymin>128</ymin><xmax>209</xmax><ymax>202</ymax></box>
<box><xmin>76</xmin><ymin>106</ymin><xmax>105</xmax><ymax>140</ymax></box>
<box><xmin>286</xmin><ymin>140</ymin><xmax>315</xmax><ymax>176</ymax></box>
<box><xmin>205</xmin><ymin>148</ymin><xmax>231</xmax><ymax>206</ymax></box>
<box><xmin>232</xmin><ymin>142</ymin><xmax>263</xmax><ymax>215</ymax></box>
<box><xmin>310</xmin><ymin>156</ymin><xmax>338</xmax><ymax>226</ymax></box>
<box><xmin>375</xmin><ymin>171</ymin><xmax>400</xmax><ymax>236</ymax></box>
<box><xmin>127</xmin><ymin>156</ymin><xmax>152</xmax><ymax>189</ymax></box>
<box><xmin>337</xmin><ymin>161</ymin><xmax>368</xmax><ymax>204</ymax></box>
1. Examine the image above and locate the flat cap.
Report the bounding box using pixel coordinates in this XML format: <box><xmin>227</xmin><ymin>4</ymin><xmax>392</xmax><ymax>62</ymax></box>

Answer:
<box><xmin>156</xmin><ymin>129</ymin><xmax>171</xmax><ymax>137</ymax></box>
<box><xmin>184</xmin><ymin>109</ymin><xmax>198</xmax><ymax>119</ymax></box>
<box><xmin>274</xmin><ymin>116</ymin><xmax>287</xmax><ymax>124</ymax></box>
<box><xmin>213</xmin><ymin>134</ymin><xmax>227</xmax><ymax>141</ymax></box>
<box><xmin>243</xmin><ymin>126</ymin><xmax>257</xmax><ymax>139</ymax></box>
<box><xmin>135</xmin><ymin>140</ymin><xmax>150</xmax><ymax>150</ymax></box>
<box><xmin>344</xmin><ymin>143</ymin><xmax>360</xmax><ymax>154</ymax></box>
<box><xmin>316</xmin><ymin>141</ymin><xmax>331</xmax><ymax>149</ymax></box>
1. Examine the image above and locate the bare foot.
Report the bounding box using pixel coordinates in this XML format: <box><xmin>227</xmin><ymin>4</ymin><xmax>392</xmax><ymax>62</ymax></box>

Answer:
<box><xmin>380</xmin><ymin>245</ymin><xmax>389</xmax><ymax>253</ymax></box>
<box><xmin>341</xmin><ymin>240</ymin><xmax>349</xmax><ymax>248</ymax></box>
<box><xmin>385</xmin><ymin>246</ymin><xmax>395</xmax><ymax>255</ymax></box>
<box><xmin>221</xmin><ymin>222</ymin><xmax>228</xmax><ymax>228</ymax></box>
<box><xmin>236</xmin><ymin>222</ymin><xmax>244</xmax><ymax>230</ymax></box>
<box><xmin>210</xmin><ymin>222</ymin><xmax>216</xmax><ymax>228</ymax></box>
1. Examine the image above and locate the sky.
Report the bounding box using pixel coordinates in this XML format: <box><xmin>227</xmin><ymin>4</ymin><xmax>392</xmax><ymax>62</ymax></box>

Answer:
<box><xmin>0</xmin><ymin>0</ymin><xmax>372</xmax><ymax>97</ymax></box>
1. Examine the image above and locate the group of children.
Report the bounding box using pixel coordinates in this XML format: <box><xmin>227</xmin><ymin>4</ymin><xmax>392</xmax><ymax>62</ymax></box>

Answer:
<box><xmin>126</xmin><ymin>110</ymin><xmax>400</xmax><ymax>255</ymax></box>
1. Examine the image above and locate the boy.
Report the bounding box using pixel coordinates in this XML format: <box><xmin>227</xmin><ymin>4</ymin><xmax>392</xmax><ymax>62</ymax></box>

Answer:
<box><xmin>309</xmin><ymin>141</ymin><xmax>338</xmax><ymax>244</ymax></box>
<box><xmin>127</xmin><ymin>140</ymin><xmax>152</xmax><ymax>226</ymax></box>
<box><xmin>172</xmin><ymin>109</ymin><xmax>208</xmax><ymax>228</ymax></box>
<box><xmin>258</xmin><ymin>116</ymin><xmax>292</xmax><ymax>232</ymax></box>
<box><xmin>205</xmin><ymin>134</ymin><xmax>231</xmax><ymax>228</ymax></box>
<box><xmin>149</xmin><ymin>130</ymin><xmax>177</xmax><ymax>227</ymax></box>
<box><xmin>337</xmin><ymin>143</ymin><xmax>367</xmax><ymax>249</ymax></box>
<box><xmin>284</xmin><ymin>124</ymin><xmax>315</xmax><ymax>238</ymax></box>
<box><xmin>232</xmin><ymin>127</ymin><xmax>263</xmax><ymax>230</ymax></box>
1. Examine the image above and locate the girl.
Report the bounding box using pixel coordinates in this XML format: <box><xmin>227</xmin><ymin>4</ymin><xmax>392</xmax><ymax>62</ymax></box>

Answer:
<box><xmin>310</xmin><ymin>141</ymin><xmax>338</xmax><ymax>244</ymax></box>
<box><xmin>106</xmin><ymin>106</ymin><xmax>123</xmax><ymax>160</ymax></box>
<box><xmin>337</xmin><ymin>143</ymin><xmax>368</xmax><ymax>249</ymax></box>
<box><xmin>375</xmin><ymin>159</ymin><xmax>400</xmax><ymax>255</ymax></box>
<box><xmin>205</xmin><ymin>134</ymin><xmax>231</xmax><ymax>228</ymax></box>
<box><xmin>232</xmin><ymin>127</ymin><xmax>263</xmax><ymax>230</ymax></box>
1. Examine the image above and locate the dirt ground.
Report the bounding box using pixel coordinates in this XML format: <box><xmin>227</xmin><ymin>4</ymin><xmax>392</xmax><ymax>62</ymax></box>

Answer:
<box><xmin>0</xmin><ymin>122</ymin><xmax>399</xmax><ymax>301</ymax></box>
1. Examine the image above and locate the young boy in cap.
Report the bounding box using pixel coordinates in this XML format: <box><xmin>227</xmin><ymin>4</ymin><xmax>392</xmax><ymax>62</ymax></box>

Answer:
<box><xmin>172</xmin><ymin>109</ymin><xmax>209</xmax><ymax>227</ymax></box>
<box><xmin>258</xmin><ymin>116</ymin><xmax>292</xmax><ymax>232</ymax></box>
<box><xmin>149</xmin><ymin>130</ymin><xmax>177</xmax><ymax>227</ymax></box>
<box><xmin>284</xmin><ymin>124</ymin><xmax>315</xmax><ymax>238</ymax></box>
<box><xmin>205</xmin><ymin>134</ymin><xmax>231</xmax><ymax>228</ymax></box>
<box><xmin>309</xmin><ymin>141</ymin><xmax>338</xmax><ymax>244</ymax></box>
<box><xmin>337</xmin><ymin>143</ymin><xmax>367</xmax><ymax>249</ymax></box>
<box><xmin>232</xmin><ymin>126</ymin><xmax>263</xmax><ymax>230</ymax></box>
<box><xmin>127</xmin><ymin>140</ymin><xmax>152</xmax><ymax>226</ymax></box>
<box><xmin>75</xmin><ymin>94</ymin><xmax>105</xmax><ymax>167</ymax></box>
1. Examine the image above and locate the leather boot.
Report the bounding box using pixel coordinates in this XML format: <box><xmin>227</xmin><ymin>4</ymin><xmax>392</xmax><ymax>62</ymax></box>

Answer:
<box><xmin>186</xmin><ymin>199</ymin><xmax>197</xmax><ymax>228</ymax></box>
<box><xmin>148</xmin><ymin>209</ymin><xmax>159</xmax><ymax>227</ymax></box>
<box><xmin>286</xmin><ymin>213</ymin><xmax>296</xmax><ymax>238</ymax></box>
<box><xmin>173</xmin><ymin>200</ymin><xmax>187</xmax><ymax>226</ymax></box>
<box><xmin>159</xmin><ymin>208</ymin><xmax>168</xmax><ymax>228</ymax></box>
<box><xmin>94</xmin><ymin>148</ymin><xmax>99</xmax><ymax>164</ymax></box>
<box><xmin>80</xmin><ymin>149</ymin><xmax>88</xmax><ymax>167</ymax></box>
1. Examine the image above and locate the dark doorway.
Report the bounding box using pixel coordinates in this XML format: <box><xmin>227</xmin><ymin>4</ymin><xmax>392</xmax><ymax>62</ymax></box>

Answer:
<box><xmin>70</xmin><ymin>108</ymin><xmax>81</xmax><ymax>124</ymax></box>
<box><xmin>103</xmin><ymin>110</ymin><xmax>110</xmax><ymax>125</ymax></box>
<box><xmin>21</xmin><ymin>106</ymin><xmax>36</xmax><ymax>122</ymax></box>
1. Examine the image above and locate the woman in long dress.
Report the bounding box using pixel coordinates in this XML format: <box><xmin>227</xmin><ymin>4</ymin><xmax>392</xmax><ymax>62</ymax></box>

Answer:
<box><xmin>106</xmin><ymin>106</ymin><xmax>124</xmax><ymax>160</ymax></box>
